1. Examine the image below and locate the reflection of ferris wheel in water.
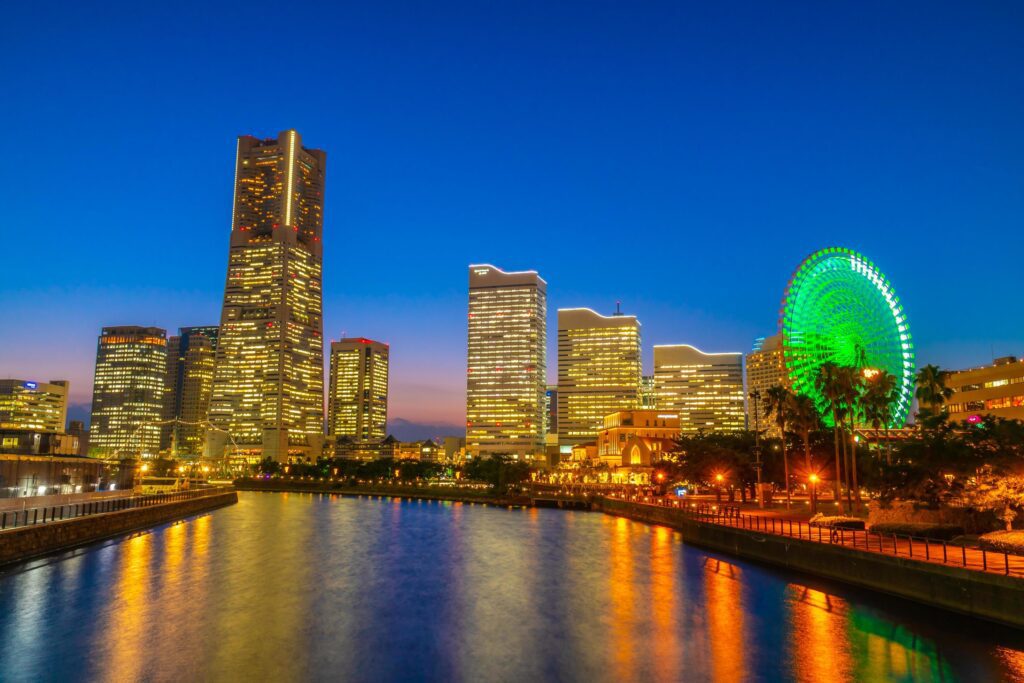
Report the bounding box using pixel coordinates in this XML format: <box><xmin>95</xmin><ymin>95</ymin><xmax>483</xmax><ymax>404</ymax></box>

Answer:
<box><xmin>780</xmin><ymin>247</ymin><xmax>915</xmax><ymax>427</ymax></box>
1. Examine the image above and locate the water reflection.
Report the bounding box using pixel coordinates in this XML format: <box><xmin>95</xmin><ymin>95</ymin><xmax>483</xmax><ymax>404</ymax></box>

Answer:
<box><xmin>0</xmin><ymin>493</ymin><xmax>1022</xmax><ymax>682</ymax></box>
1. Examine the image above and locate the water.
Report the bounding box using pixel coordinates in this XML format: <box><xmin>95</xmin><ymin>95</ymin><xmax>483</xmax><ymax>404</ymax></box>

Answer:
<box><xmin>1</xmin><ymin>492</ymin><xmax>1022</xmax><ymax>682</ymax></box>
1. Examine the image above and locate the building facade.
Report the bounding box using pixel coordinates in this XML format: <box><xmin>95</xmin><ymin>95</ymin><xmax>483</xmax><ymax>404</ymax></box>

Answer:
<box><xmin>745</xmin><ymin>333</ymin><xmax>788</xmax><ymax>437</ymax></box>
<box><xmin>90</xmin><ymin>326</ymin><xmax>167</xmax><ymax>456</ymax></box>
<box><xmin>208</xmin><ymin>130</ymin><xmax>326</xmax><ymax>462</ymax></box>
<box><xmin>557</xmin><ymin>308</ymin><xmax>642</xmax><ymax>448</ymax></box>
<box><xmin>162</xmin><ymin>326</ymin><xmax>219</xmax><ymax>456</ymax></box>
<box><xmin>466</xmin><ymin>264</ymin><xmax>547</xmax><ymax>462</ymax></box>
<box><xmin>328</xmin><ymin>338</ymin><xmax>389</xmax><ymax>441</ymax></box>
<box><xmin>0</xmin><ymin>380</ymin><xmax>69</xmax><ymax>433</ymax></box>
<box><xmin>654</xmin><ymin>344</ymin><xmax>745</xmax><ymax>434</ymax></box>
<box><xmin>944</xmin><ymin>356</ymin><xmax>1024</xmax><ymax>423</ymax></box>
<box><xmin>596</xmin><ymin>410</ymin><xmax>679</xmax><ymax>466</ymax></box>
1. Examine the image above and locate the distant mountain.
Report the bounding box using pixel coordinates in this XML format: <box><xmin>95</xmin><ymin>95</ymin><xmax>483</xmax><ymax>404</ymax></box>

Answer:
<box><xmin>387</xmin><ymin>418</ymin><xmax>464</xmax><ymax>442</ymax></box>
<box><xmin>67</xmin><ymin>402</ymin><xmax>91</xmax><ymax>426</ymax></box>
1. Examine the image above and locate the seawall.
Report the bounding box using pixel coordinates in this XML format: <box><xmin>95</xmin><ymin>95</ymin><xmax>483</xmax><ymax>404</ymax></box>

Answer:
<box><xmin>596</xmin><ymin>496</ymin><xmax>1024</xmax><ymax>629</ymax></box>
<box><xmin>0</xmin><ymin>489</ymin><xmax>238</xmax><ymax>567</ymax></box>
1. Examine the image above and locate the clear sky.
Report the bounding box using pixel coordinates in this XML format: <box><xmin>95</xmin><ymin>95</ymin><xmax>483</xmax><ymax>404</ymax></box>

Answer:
<box><xmin>1</xmin><ymin>1</ymin><xmax>1022</xmax><ymax>428</ymax></box>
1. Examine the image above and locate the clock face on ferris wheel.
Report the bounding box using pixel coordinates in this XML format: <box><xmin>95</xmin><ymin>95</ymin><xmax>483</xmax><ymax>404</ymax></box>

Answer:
<box><xmin>780</xmin><ymin>247</ymin><xmax>915</xmax><ymax>428</ymax></box>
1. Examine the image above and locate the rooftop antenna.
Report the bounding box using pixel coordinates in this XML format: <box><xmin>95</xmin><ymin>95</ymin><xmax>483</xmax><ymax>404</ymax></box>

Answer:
<box><xmin>615</xmin><ymin>301</ymin><xmax>622</xmax><ymax>316</ymax></box>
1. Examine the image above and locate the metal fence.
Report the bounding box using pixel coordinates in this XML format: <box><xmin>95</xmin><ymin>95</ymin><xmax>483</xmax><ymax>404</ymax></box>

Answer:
<box><xmin>611</xmin><ymin>494</ymin><xmax>1024</xmax><ymax>579</ymax></box>
<box><xmin>0</xmin><ymin>486</ymin><xmax>233</xmax><ymax>531</ymax></box>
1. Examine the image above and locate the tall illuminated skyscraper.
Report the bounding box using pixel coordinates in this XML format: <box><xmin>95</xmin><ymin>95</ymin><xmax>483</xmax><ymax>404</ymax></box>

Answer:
<box><xmin>208</xmin><ymin>130</ymin><xmax>326</xmax><ymax>462</ymax></box>
<box><xmin>557</xmin><ymin>308</ymin><xmax>641</xmax><ymax>448</ymax></box>
<box><xmin>654</xmin><ymin>344</ymin><xmax>745</xmax><ymax>434</ymax></box>
<box><xmin>328</xmin><ymin>338</ymin><xmax>389</xmax><ymax>441</ymax></box>
<box><xmin>163</xmin><ymin>326</ymin><xmax>219</xmax><ymax>456</ymax></box>
<box><xmin>466</xmin><ymin>264</ymin><xmax>546</xmax><ymax>461</ymax></box>
<box><xmin>746</xmin><ymin>333</ymin><xmax>788</xmax><ymax>437</ymax></box>
<box><xmin>90</xmin><ymin>326</ymin><xmax>167</xmax><ymax>457</ymax></box>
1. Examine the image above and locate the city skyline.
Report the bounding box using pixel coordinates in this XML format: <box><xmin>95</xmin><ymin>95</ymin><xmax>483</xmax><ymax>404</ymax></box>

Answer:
<box><xmin>3</xmin><ymin>2</ymin><xmax>1024</xmax><ymax>430</ymax></box>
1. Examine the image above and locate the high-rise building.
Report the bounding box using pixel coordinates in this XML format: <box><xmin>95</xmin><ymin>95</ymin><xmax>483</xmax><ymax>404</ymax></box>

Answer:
<box><xmin>208</xmin><ymin>130</ymin><xmax>326</xmax><ymax>462</ymax></box>
<box><xmin>640</xmin><ymin>375</ymin><xmax>656</xmax><ymax>408</ymax></box>
<box><xmin>328</xmin><ymin>338</ymin><xmax>389</xmax><ymax>441</ymax></box>
<box><xmin>557</xmin><ymin>308</ymin><xmax>642</xmax><ymax>448</ymax></box>
<box><xmin>90</xmin><ymin>326</ymin><xmax>167</xmax><ymax>456</ymax></box>
<box><xmin>0</xmin><ymin>380</ymin><xmax>69</xmax><ymax>433</ymax></box>
<box><xmin>943</xmin><ymin>355</ymin><xmax>1024</xmax><ymax>423</ymax></box>
<box><xmin>466</xmin><ymin>264</ymin><xmax>547</xmax><ymax>461</ymax></box>
<box><xmin>745</xmin><ymin>333</ymin><xmax>788</xmax><ymax>437</ymax></box>
<box><xmin>654</xmin><ymin>344</ymin><xmax>745</xmax><ymax>434</ymax></box>
<box><xmin>163</xmin><ymin>326</ymin><xmax>219</xmax><ymax>456</ymax></box>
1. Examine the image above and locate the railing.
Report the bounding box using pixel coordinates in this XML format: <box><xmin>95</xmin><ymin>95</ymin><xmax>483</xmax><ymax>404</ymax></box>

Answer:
<box><xmin>610</xmin><ymin>494</ymin><xmax>1024</xmax><ymax>579</ymax></box>
<box><xmin>0</xmin><ymin>486</ymin><xmax>233</xmax><ymax>531</ymax></box>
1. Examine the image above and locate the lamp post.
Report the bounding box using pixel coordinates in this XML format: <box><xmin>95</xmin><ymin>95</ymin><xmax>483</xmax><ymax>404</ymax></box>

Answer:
<box><xmin>749</xmin><ymin>388</ymin><xmax>764</xmax><ymax>508</ymax></box>
<box><xmin>809</xmin><ymin>473</ymin><xmax>819</xmax><ymax>514</ymax></box>
<box><xmin>715</xmin><ymin>473</ymin><xmax>724</xmax><ymax>503</ymax></box>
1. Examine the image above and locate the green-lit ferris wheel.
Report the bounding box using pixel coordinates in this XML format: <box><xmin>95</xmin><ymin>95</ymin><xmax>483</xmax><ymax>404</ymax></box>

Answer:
<box><xmin>781</xmin><ymin>247</ymin><xmax>915</xmax><ymax>427</ymax></box>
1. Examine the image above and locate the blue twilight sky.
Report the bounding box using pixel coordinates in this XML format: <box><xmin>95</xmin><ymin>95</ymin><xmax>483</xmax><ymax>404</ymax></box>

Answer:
<box><xmin>1</xmin><ymin>0</ymin><xmax>1022</xmax><ymax>427</ymax></box>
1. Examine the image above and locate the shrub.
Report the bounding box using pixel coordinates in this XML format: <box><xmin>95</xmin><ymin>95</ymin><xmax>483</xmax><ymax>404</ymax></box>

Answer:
<box><xmin>869</xmin><ymin>522</ymin><xmax>964</xmax><ymax>540</ymax></box>
<box><xmin>809</xmin><ymin>514</ymin><xmax>865</xmax><ymax>530</ymax></box>
<box><xmin>979</xmin><ymin>531</ymin><xmax>1024</xmax><ymax>556</ymax></box>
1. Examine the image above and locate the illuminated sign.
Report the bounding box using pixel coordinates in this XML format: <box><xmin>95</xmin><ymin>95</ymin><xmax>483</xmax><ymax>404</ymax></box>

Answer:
<box><xmin>23</xmin><ymin>382</ymin><xmax>37</xmax><ymax>390</ymax></box>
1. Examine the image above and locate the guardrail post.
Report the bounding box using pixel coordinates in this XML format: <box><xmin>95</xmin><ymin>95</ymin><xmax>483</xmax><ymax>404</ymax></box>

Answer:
<box><xmin>962</xmin><ymin>545</ymin><xmax>967</xmax><ymax>567</ymax></box>
<box><xmin>925</xmin><ymin>540</ymin><xmax>930</xmax><ymax>561</ymax></box>
<box><xmin>908</xmin><ymin>537</ymin><xmax>913</xmax><ymax>558</ymax></box>
<box><xmin>1006</xmin><ymin>552</ymin><xmax>1010</xmax><ymax>575</ymax></box>
<box><xmin>983</xmin><ymin>550</ymin><xmax>988</xmax><ymax>572</ymax></box>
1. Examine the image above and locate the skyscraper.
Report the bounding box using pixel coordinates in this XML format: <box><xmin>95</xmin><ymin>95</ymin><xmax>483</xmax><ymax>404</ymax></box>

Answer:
<box><xmin>163</xmin><ymin>326</ymin><xmax>219</xmax><ymax>456</ymax></box>
<box><xmin>654</xmin><ymin>344</ymin><xmax>745</xmax><ymax>434</ymax></box>
<box><xmin>746</xmin><ymin>333</ymin><xmax>788</xmax><ymax>437</ymax></box>
<box><xmin>90</xmin><ymin>326</ymin><xmax>167</xmax><ymax>457</ymax></box>
<box><xmin>466</xmin><ymin>264</ymin><xmax>547</xmax><ymax>461</ymax></box>
<box><xmin>208</xmin><ymin>130</ymin><xmax>326</xmax><ymax>462</ymax></box>
<box><xmin>557</xmin><ymin>308</ymin><xmax>642</xmax><ymax>448</ymax></box>
<box><xmin>328</xmin><ymin>338</ymin><xmax>389</xmax><ymax>441</ymax></box>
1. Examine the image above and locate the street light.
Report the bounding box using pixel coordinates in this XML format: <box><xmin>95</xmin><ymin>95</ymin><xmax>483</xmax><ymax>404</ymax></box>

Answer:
<box><xmin>809</xmin><ymin>474</ymin><xmax>819</xmax><ymax>514</ymax></box>
<box><xmin>715</xmin><ymin>473</ymin><xmax>725</xmax><ymax>503</ymax></box>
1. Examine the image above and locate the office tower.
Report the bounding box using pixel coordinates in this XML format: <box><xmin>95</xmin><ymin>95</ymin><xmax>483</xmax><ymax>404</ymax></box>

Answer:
<box><xmin>654</xmin><ymin>344</ymin><xmax>745</xmax><ymax>434</ymax></box>
<box><xmin>328</xmin><ymin>338</ymin><xmax>389</xmax><ymax>441</ymax></box>
<box><xmin>943</xmin><ymin>355</ymin><xmax>1024</xmax><ymax>423</ymax></box>
<box><xmin>746</xmin><ymin>333</ymin><xmax>788</xmax><ymax>437</ymax></box>
<box><xmin>162</xmin><ymin>326</ymin><xmax>219</xmax><ymax>456</ymax></box>
<box><xmin>544</xmin><ymin>385</ymin><xmax>558</xmax><ymax>437</ymax></box>
<box><xmin>0</xmin><ymin>380</ymin><xmax>69</xmax><ymax>433</ymax></box>
<box><xmin>90</xmin><ymin>326</ymin><xmax>167</xmax><ymax>456</ymax></box>
<box><xmin>208</xmin><ymin>130</ymin><xmax>326</xmax><ymax>462</ymax></box>
<box><xmin>557</xmin><ymin>308</ymin><xmax>642</xmax><ymax>448</ymax></box>
<box><xmin>466</xmin><ymin>264</ymin><xmax>547</xmax><ymax>461</ymax></box>
<box><xmin>640</xmin><ymin>375</ymin><xmax>656</xmax><ymax>408</ymax></box>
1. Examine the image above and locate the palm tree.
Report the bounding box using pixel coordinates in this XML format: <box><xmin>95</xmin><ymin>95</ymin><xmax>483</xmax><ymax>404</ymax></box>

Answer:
<box><xmin>763</xmin><ymin>384</ymin><xmax>795</xmax><ymax>508</ymax></box>
<box><xmin>915</xmin><ymin>364</ymin><xmax>953</xmax><ymax>428</ymax></box>
<box><xmin>915</xmin><ymin>364</ymin><xmax>953</xmax><ymax>407</ymax></box>
<box><xmin>789</xmin><ymin>393</ymin><xmax>820</xmax><ymax>511</ymax></box>
<box><xmin>864</xmin><ymin>370</ymin><xmax>898</xmax><ymax>464</ymax></box>
<box><xmin>815</xmin><ymin>362</ymin><xmax>846</xmax><ymax>512</ymax></box>
<box><xmin>838</xmin><ymin>366</ymin><xmax>865</xmax><ymax>506</ymax></box>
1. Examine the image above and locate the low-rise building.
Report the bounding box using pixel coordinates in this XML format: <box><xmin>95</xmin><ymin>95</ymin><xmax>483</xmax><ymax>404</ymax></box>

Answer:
<box><xmin>0</xmin><ymin>380</ymin><xmax>69</xmax><ymax>433</ymax></box>
<box><xmin>944</xmin><ymin>356</ymin><xmax>1024</xmax><ymax>423</ymax></box>
<box><xmin>596</xmin><ymin>410</ymin><xmax>680</xmax><ymax>467</ymax></box>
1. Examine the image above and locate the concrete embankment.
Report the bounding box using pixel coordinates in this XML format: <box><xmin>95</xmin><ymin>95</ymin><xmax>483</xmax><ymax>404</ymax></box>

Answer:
<box><xmin>0</xmin><ymin>490</ymin><xmax>238</xmax><ymax>567</ymax></box>
<box><xmin>235</xmin><ymin>478</ymin><xmax>523</xmax><ymax>506</ymax></box>
<box><xmin>596</xmin><ymin>496</ymin><xmax>1024</xmax><ymax>629</ymax></box>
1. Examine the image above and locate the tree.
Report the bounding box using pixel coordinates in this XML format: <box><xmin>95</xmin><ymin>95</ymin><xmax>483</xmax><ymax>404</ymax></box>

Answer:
<box><xmin>815</xmin><ymin>362</ymin><xmax>847</xmax><ymax>512</ymax></box>
<box><xmin>838</xmin><ymin>366</ymin><xmax>865</xmax><ymax>505</ymax></box>
<box><xmin>763</xmin><ymin>385</ymin><xmax>795</xmax><ymax>508</ymax></box>
<box><xmin>863</xmin><ymin>369</ymin><xmax>898</xmax><ymax>464</ymax></box>
<box><xmin>915</xmin><ymin>364</ymin><xmax>953</xmax><ymax>427</ymax></box>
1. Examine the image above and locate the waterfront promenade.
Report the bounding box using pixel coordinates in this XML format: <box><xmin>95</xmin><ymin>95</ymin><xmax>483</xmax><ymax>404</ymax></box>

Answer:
<box><xmin>613</xmin><ymin>494</ymin><xmax>1024</xmax><ymax>579</ymax></box>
